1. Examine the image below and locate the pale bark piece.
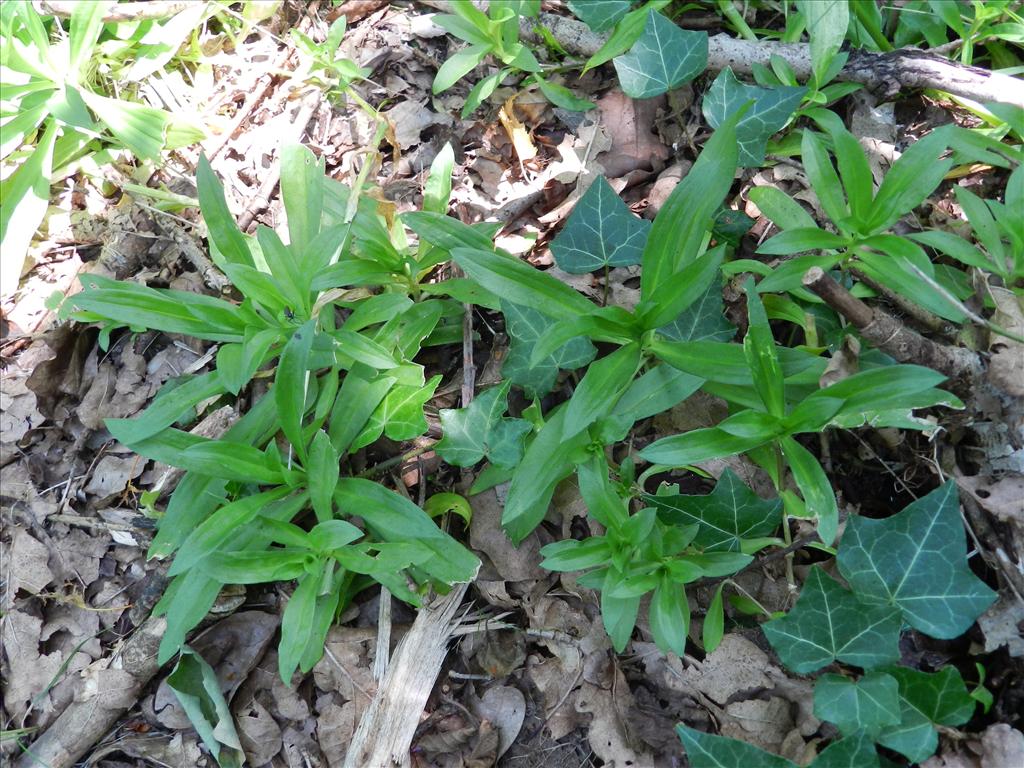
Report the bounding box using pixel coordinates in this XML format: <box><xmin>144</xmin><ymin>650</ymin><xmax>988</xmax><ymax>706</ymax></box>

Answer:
<box><xmin>343</xmin><ymin>583</ymin><xmax>469</xmax><ymax>768</ymax></box>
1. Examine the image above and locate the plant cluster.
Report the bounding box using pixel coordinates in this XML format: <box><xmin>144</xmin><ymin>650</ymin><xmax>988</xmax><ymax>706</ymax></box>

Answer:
<box><xmin>1</xmin><ymin>0</ymin><xmax>208</xmax><ymax>278</ymax></box>
<box><xmin>42</xmin><ymin>1</ymin><xmax>1023</xmax><ymax>766</ymax></box>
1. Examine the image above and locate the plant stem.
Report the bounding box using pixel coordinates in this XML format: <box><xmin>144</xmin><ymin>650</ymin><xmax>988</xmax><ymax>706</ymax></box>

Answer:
<box><xmin>774</xmin><ymin>444</ymin><xmax>798</xmax><ymax>595</ymax></box>
<box><xmin>716</xmin><ymin>0</ymin><xmax>758</xmax><ymax>42</ymax></box>
<box><xmin>358</xmin><ymin>443</ymin><xmax>435</xmax><ymax>478</ymax></box>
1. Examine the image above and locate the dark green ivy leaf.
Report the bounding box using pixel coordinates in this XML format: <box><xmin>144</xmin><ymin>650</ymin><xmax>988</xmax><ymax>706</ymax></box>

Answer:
<box><xmin>837</xmin><ymin>481</ymin><xmax>996</xmax><ymax>639</ymax></box>
<box><xmin>676</xmin><ymin>725</ymin><xmax>879</xmax><ymax>768</ymax></box>
<box><xmin>501</xmin><ymin>300</ymin><xmax>597</xmax><ymax>398</ymax></box>
<box><xmin>813</xmin><ymin>672</ymin><xmax>902</xmax><ymax>737</ymax></box>
<box><xmin>613</xmin><ymin>11</ymin><xmax>708</xmax><ymax>99</ymax></box>
<box><xmin>568</xmin><ymin>0</ymin><xmax>631</xmax><ymax>32</ymax></box>
<box><xmin>436</xmin><ymin>381</ymin><xmax>532</xmax><ymax>468</ymax></box>
<box><xmin>762</xmin><ymin>566</ymin><xmax>902</xmax><ymax>674</ymax></box>
<box><xmin>876</xmin><ymin>666</ymin><xmax>976</xmax><ymax>763</ymax></box>
<box><xmin>703</xmin><ymin>67</ymin><xmax>806</xmax><ymax>166</ymax></box>
<box><xmin>550</xmin><ymin>176</ymin><xmax>650</xmax><ymax>273</ymax></box>
<box><xmin>644</xmin><ymin>469</ymin><xmax>782</xmax><ymax>552</ymax></box>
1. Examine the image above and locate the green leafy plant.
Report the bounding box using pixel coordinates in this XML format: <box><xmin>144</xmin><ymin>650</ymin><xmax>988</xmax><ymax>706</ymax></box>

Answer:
<box><xmin>758</xmin><ymin>482</ymin><xmax>995</xmax><ymax>763</ymax></box>
<box><xmin>1</xmin><ymin>0</ymin><xmax>206</xmax><ymax>286</ymax></box>
<box><xmin>752</xmin><ymin>111</ymin><xmax>972</xmax><ymax>321</ymax></box>
<box><xmin>430</xmin><ymin>0</ymin><xmax>592</xmax><ymax>115</ymax></box>
<box><xmin>61</xmin><ymin>143</ymin><xmax>482</xmax><ymax>682</ymax></box>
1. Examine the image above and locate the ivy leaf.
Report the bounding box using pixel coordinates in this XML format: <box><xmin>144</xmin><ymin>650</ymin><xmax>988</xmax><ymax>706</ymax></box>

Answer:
<box><xmin>811</xmin><ymin>731</ymin><xmax>881</xmax><ymax>768</ymax></box>
<box><xmin>813</xmin><ymin>672</ymin><xmax>901</xmax><ymax>737</ymax></box>
<box><xmin>352</xmin><ymin>375</ymin><xmax>441</xmax><ymax>450</ymax></box>
<box><xmin>613</xmin><ymin>11</ymin><xmax>708</xmax><ymax>99</ymax></box>
<box><xmin>436</xmin><ymin>381</ymin><xmax>531</xmax><ymax>468</ymax></box>
<box><xmin>644</xmin><ymin>469</ymin><xmax>782</xmax><ymax>552</ymax></box>
<box><xmin>501</xmin><ymin>300</ymin><xmax>597</xmax><ymax>398</ymax></box>
<box><xmin>676</xmin><ymin>726</ymin><xmax>879</xmax><ymax>768</ymax></box>
<box><xmin>568</xmin><ymin>0</ymin><xmax>631</xmax><ymax>32</ymax></box>
<box><xmin>837</xmin><ymin>481</ymin><xmax>997</xmax><ymax>639</ymax></box>
<box><xmin>876</xmin><ymin>666</ymin><xmax>976</xmax><ymax>763</ymax></box>
<box><xmin>703</xmin><ymin>68</ymin><xmax>806</xmax><ymax>166</ymax></box>
<box><xmin>658</xmin><ymin>276</ymin><xmax>736</xmax><ymax>342</ymax></box>
<box><xmin>550</xmin><ymin>176</ymin><xmax>650</xmax><ymax>273</ymax></box>
<box><xmin>762</xmin><ymin>566</ymin><xmax>902</xmax><ymax>673</ymax></box>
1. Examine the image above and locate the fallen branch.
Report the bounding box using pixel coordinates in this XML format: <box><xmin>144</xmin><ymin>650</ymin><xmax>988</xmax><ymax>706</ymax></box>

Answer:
<box><xmin>802</xmin><ymin>267</ymin><xmax>982</xmax><ymax>389</ymax></box>
<box><xmin>344</xmin><ymin>583</ymin><xmax>470</xmax><ymax>768</ymax></box>
<box><xmin>14</xmin><ymin>617</ymin><xmax>167</xmax><ymax>768</ymax></box>
<box><xmin>521</xmin><ymin>13</ymin><xmax>1024</xmax><ymax>109</ymax></box>
<box><xmin>38</xmin><ymin>1</ymin><xmax>193</xmax><ymax>22</ymax></box>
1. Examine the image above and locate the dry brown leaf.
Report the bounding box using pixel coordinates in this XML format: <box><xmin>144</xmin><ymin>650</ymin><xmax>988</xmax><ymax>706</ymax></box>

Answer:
<box><xmin>84</xmin><ymin>452</ymin><xmax>143</xmax><ymax>502</ymax></box>
<box><xmin>3</xmin><ymin>528</ymin><xmax>54</xmax><ymax>606</ymax></box>
<box><xmin>469</xmin><ymin>685</ymin><xmax>525</xmax><ymax>759</ymax></box>
<box><xmin>576</xmin><ymin>672</ymin><xmax>655</xmax><ymax>768</ymax></box>
<box><xmin>977</xmin><ymin>594</ymin><xmax>1024</xmax><ymax>657</ymax></box>
<box><xmin>0</xmin><ymin>374</ymin><xmax>44</xmax><ymax>448</ymax></box>
<box><xmin>318</xmin><ymin>699</ymin><xmax>357</xmax><ymax>766</ymax></box>
<box><xmin>48</xmin><ymin>528</ymin><xmax>109</xmax><ymax>586</ymax></box>
<box><xmin>820</xmin><ymin>335</ymin><xmax>861</xmax><ymax>388</ymax></box>
<box><xmin>595</xmin><ymin>91</ymin><xmax>670</xmax><ymax>178</ymax></box>
<box><xmin>469</xmin><ymin>488</ymin><xmax>545</xmax><ymax>582</ymax></box>
<box><xmin>680</xmin><ymin>634</ymin><xmax>778</xmax><ymax>705</ymax></box>
<box><xmin>89</xmin><ymin>733</ymin><xmax>204</xmax><ymax>768</ymax></box>
<box><xmin>1</xmin><ymin>609</ymin><xmax>64</xmax><ymax>721</ymax></box>
<box><xmin>721</xmin><ymin>697</ymin><xmax>794</xmax><ymax>754</ymax></box>
<box><xmin>987</xmin><ymin>287</ymin><xmax>1024</xmax><ymax>397</ymax></box>
<box><xmin>236</xmin><ymin>698</ymin><xmax>284</xmax><ymax>765</ymax></box>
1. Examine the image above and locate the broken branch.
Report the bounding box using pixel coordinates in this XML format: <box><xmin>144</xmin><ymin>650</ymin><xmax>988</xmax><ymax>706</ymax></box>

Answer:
<box><xmin>802</xmin><ymin>266</ymin><xmax>982</xmax><ymax>387</ymax></box>
<box><xmin>521</xmin><ymin>13</ymin><xmax>1024</xmax><ymax>109</ymax></box>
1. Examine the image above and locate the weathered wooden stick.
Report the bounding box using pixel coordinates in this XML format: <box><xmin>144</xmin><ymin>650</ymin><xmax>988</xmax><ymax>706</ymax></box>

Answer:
<box><xmin>802</xmin><ymin>266</ymin><xmax>982</xmax><ymax>386</ymax></box>
<box><xmin>519</xmin><ymin>12</ymin><xmax>1024</xmax><ymax>109</ymax></box>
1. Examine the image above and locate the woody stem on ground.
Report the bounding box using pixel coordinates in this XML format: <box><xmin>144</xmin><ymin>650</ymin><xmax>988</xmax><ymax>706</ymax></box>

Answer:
<box><xmin>801</xmin><ymin>266</ymin><xmax>982</xmax><ymax>389</ymax></box>
<box><xmin>517</xmin><ymin>12</ymin><xmax>1024</xmax><ymax>109</ymax></box>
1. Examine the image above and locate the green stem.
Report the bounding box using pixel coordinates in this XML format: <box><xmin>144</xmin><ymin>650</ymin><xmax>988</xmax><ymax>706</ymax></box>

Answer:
<box><xmin>716</xmin><ymin>0</ymin><xmax>758</xmax><ymax>42</ymax></box>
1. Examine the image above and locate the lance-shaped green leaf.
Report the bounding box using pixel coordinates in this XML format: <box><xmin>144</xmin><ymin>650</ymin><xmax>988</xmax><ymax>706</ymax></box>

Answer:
<box><xmin>563</xmin><ymin>342</ymin><xmax>641</xmax><ymax>438</ymax></box>
<box><xmin>837</xmin><ymin>481</ymin><xmax>996</xmax><ymax>639</ymax></box>
<box><xmin>641</xmin><ymin>111</ymin><xmax>738</xmax><ymax>298</ymax></box>
<box><xmin>276</xmin><ymin>319</ymin><xmax>316</xmax><ymax>459</ymax></box>
<box><xmin>677</xmin><ymin>723</ymin><xmax>880</xmax><ymax>768</ymax></box>
<box><xmin>335</xmin><ymin>478</ymin><xmax>480</xmax><ymax>585</ymax></box>
<box><xmin>550</xmin><ymin>176</ymin><xmax>650</xmax><ymax>273</ymax></box>
<box><xmin>451</xmin><ymin>247</ymin><xmax>594</xmax><ymax>319</ymax></box>
<box><xmin>876</xmin><ymin>666</ymin><xmax>976</xmax><ymax>763</ymax></box>
<box><xmin>814</xmin><ymin>673</ymin><xmax>901</xmax><ymax>737</ymax></box>
<box><xmin>762</xmin><ymin>566</ymin><xmax>902</xmax><ymax>673</ymax></box>
<box><xmin>658</xmin><ymin>276</ymin><xmax>736</xmax><ymax>342</ymax></box>
<box><xmin>639</xmin><ymin>409</ymin><xmax>783</xmax><ymax>466</ymax></box>
<box><xmin>781</xmin><ymin>436</ymin><xmax>839</xmax><ymax>546</ymax></box>
<box><xmin>503</xmin><ymin>406</ymin><xmax>590</xmax><ymax>544</ymax></box>
<box><xmin>613</xmin><ymin>11</ymin><xmax>707</xmax><ymax>99</ymax></box>
<box><xmin>649</xmin><ymin>573</ymin><xmax>690</xmax><ymax>656</ymax></box>
<box><xmin>167</xmin><ymin>648</ymin><xmax>245</xmax><ymax>768</ymax></box>
<box><xmin>436</xmin><ymin>381</ymin><xmax>531</xmax><ymax>468</ymax></box>
<box><xmin>703</xmin><ymin>68</ymin><xmax>806</xmax><ymax>166</ymax></box>
<box><xmin>568</xmin><ymin>0</ymin><xmax>630</xmax><ymax>31</ymax></box>
<box><xmin>613</xmin><ymin>365</ymin><xmax>703</xmax><ymax>425</ymax></box>
<box><xmin>644</xmin><ymin>469</ymin><xmax>782</xmax><ymax>552</ymax></box>
<box><xmin>501</xmin><ymin>300</ymin><xmax>596</xmax><ymax>398</ymax></box>
<box><xmin>306</xmin><ymin>430</ymin><xmax>339</xmax><ymax>523</ymax></box>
